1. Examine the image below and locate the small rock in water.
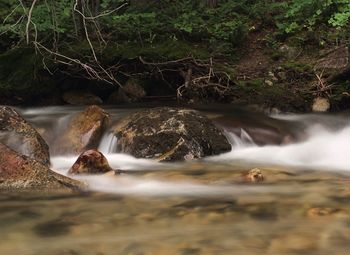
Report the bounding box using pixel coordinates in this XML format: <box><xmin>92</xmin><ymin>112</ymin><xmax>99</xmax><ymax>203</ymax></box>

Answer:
<box><xmin>245</xmin><ymin>168</ymin><xmax>264</xmax><ymax>183</ymax></box>
<box><xmin>68</xmin><ymin>149</ymin><xmax>113</xmax><ymax>175</ymax></box>
<box><xmin>307</xmin><ymin>207</ymin><xmax>340</xmax><ymax>218</ymax></box>
<box><xmin>312</xmin><ymin>97</ymin><xmax>330</xmax><ymax>112</ymax></box>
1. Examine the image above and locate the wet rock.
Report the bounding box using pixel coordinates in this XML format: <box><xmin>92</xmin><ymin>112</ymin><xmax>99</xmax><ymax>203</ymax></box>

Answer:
<box><xmin>307</xmin><ymin>207</ymin><xmax>340</xmax><ymax>218</ymax></box>
<box><xmin>62</xmin><ymin>91</ymin><xmax>103</xmax><ymax>105</ymax></box>
<box><xmin>113</xmin><ymin>107</ymin><xmax>231</xmax><ymax>161</ymax></box>
<box><xmin>0</xmin><ymin>106</ymin><xmax>50</xmax><ymax>166</ymax></box>
<box><xmin>68</xmin><ymin>149</ymin><xmax>113</xmax><ymax>175</ymax></box>
<box><xmin>312</xmin><ymin>97</ymin><xmax>330</xmax><ymax>112</ymax></box>
<box><xmin>245</xmin><ymin>168</ymin><xmax>264</xmax><ymax>183</ymax></box>
<box><xmin>212</xmin><ymin>115</ymin><xmax>296</xmax><ymax>146</ymax></box>
<box><xmin>54</xmin><ymin>105</ymin><xmax>109</xmax><ymax>155</ymax></box>
<box><xmin>0</xmin><ymin>143</ymin><xmax>85</xmax><ymax>190</ymax></box>
<box><xmin>107</xmin><ymin>78</ymin><xmax>146</xmax><ymax>104</ymax></box>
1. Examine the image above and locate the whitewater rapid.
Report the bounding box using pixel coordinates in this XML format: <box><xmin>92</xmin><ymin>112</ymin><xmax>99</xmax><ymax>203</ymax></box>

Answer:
<box><xmin>212</xmin><ymin>123</ymin><xmax>350</xmax><ymax>171</ymax></box>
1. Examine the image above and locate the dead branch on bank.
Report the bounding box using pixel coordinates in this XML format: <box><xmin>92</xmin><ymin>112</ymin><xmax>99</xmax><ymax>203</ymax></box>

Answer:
<box><xmin>139</xmin><ymin>56</ymin><xmax>235</xmax><ymax>99</ymax></box>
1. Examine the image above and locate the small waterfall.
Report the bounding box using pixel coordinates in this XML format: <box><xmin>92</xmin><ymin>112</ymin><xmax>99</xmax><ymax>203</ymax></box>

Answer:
<box><xmin>225</xmin><ymin>128</ymin><xmax>256</xmax><ymax>149</ymax></box>
<box><xmin>98</xmin><ymin>133</ymin><xmax>118</xmax><ymax>154</ymax></box>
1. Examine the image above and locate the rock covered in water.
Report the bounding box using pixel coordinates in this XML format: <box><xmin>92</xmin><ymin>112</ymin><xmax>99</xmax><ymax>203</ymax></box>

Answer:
<box><xmin>245</xmin><ymin>168</ymin><xmax>264</xmax><ymax>183</ymax></box>
<box><xmin>54</xmin><ymin>105</ymin><xmax>109</xmax><ymax>155</ymax></box>
<box><xmin>307</xmin><ymin>207</ymin><xmax>340</xmax><ymax>218</ymax></box>
<box><xmin>113</xmin><ymin>107</ymin><xmax>231</xmax><ymax>161</ymax></box>
<box><xmin>0</xmin><ymin>143</ymin><xmax>85</xmax><ymax>191</ymax></box>
<box><xmin>68</xmin><ymin>149</ymin><xmax>113</xmax><ymax>175</ymax></box>
<box><xmin>0</xmin><ymin>106</ymin><xmax>50</xmax><ymax>166</ymax></box>
<box><xmin>62</xmin><ymin>90</ymin><xmax>103</xmax><ymax>105</ymax></box>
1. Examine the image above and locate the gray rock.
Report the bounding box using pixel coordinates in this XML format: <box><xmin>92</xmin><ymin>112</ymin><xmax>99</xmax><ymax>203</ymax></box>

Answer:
<box><xmin>113</xmin><ymin>107</ymin><xmax>231</xmax><ymax>161</ymax></box>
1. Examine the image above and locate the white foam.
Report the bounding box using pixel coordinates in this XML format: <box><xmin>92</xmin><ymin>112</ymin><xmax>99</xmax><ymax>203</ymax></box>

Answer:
<box><xmin>210</xmin><ymin>124</ymin><xmax>350</xmax><ymax>171</ymax></box>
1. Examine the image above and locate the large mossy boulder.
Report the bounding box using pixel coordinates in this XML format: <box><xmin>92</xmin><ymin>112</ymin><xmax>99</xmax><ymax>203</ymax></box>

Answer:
<box><xmin>54</xmin><ymin>105</ymin><xmax>109</xmax><ymax>155</ymax></box>
<box><xmin>0</xmin><ymin>143</ymin><xmax>85</xmax><ymax>191</ymax></box>
<box><xmin>113</xmin><ymin>107</ymin><xmax>231</xmax><ymax>161</ymax></box>
<box><xmin>0</xmin><ymin>106</ymin><xmax>50</xmax><ymax>166</ymax></box>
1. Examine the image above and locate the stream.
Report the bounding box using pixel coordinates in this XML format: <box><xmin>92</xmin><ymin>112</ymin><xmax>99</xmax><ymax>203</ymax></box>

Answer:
<box><xmin>1</xmin><ymin>105</ymin><xmax>350</xmax><ymax>255</ymax></box>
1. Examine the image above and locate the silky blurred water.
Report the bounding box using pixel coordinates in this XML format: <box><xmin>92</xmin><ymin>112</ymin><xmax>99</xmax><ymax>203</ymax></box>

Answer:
<box><xmin>1</xmin><ymin>105</ymin><xmax>350</xmax><ymax>254</ymax></box>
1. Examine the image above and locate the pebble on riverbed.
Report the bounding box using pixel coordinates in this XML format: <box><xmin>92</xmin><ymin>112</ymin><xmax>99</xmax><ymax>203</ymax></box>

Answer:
<box><xmin>245</xmin><ymin>168</ymin><xmax>264</xmax><ymax>183</ymax></box>
<box><xmin>307</xmin><ymin>207</ymin><xmax>341</xmax><ymax>218</ymax></box>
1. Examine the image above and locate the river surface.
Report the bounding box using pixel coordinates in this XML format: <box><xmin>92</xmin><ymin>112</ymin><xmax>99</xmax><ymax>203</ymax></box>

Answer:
<box><xmin>1</xmin><ymin>104</ymin><xmax>350</xmax><ymax>255</ymax></box>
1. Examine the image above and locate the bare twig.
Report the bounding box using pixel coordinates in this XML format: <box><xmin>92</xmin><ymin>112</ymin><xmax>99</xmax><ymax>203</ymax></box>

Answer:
<box><xmin>25</xmin><ymin>0</ymin><xmax>38</xmax><ymax>44</ymax></box>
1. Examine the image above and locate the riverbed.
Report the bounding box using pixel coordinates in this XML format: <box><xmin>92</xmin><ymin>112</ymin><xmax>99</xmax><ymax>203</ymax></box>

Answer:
<box><xmin>1</xmin><ymin>105</ymin><xmax>350</xmax><ymax>255</ymax></box>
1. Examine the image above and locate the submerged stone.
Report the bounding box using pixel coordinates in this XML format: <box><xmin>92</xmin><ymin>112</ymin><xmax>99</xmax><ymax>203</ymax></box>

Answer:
<box><xmin>113</xmin><ymin>107</ymin><xmax>231</xmax><ymax>161</ymax></box>
<box><xmin>307</xmin><ymin>207</ymin><xmax>340</xmax><ymax>218</ymax></box>
<box><xmin>68</xmin><ymin>149</ymin><xmax>113</xmax><ymax>175</ymax></box>
<box><xmin>245</xmin><ymin>168</ymin><xmax>264</xmax><ymax>183</ymax></box>
<box><xmin>0</xmin><ymin>106</ymin><xmax>50</xmax><ymax>166</ymax></box>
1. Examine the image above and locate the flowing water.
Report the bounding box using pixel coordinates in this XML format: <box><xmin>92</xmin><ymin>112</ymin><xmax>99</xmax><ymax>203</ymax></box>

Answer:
<box><xmin>2</xmin><ymin>105</ymin><xmax>350</xmax><ymax>255</ymax></box>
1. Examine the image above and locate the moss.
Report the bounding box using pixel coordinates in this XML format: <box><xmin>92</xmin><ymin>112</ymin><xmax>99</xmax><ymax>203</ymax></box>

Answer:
<box><xmin>233</xmin><ymin>79</ymin><xmax>311</xmax><ymax>111</ymax></box>
<box><xmin>0</xmin><ymin>47</ymin><xmax>55</xmax><ymax>95</ymax></box>
<box><xmin>281</xmin><ymin>61</ymin><xmax>313</xmax><ymax>73</ymax></box>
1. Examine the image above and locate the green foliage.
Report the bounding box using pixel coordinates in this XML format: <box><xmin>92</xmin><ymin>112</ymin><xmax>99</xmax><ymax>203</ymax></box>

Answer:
<box><xmin>277</xmin><ymin>0</ymin><xmax>350</xmax><ymax>34</ymax></box>
<box><xmin>0</xmin><ymin>0</ymin><xmax>75</xmax><ymax>42</ymax></box>
<box><xmin>0</xmin><ymin>48</ymin><xmax>55</xmax><ymax>94</ymax></box>
<box><xmin>102</xmin><ymin>0</ymin><xmax>250</xmax><ymax>51</ymax></box>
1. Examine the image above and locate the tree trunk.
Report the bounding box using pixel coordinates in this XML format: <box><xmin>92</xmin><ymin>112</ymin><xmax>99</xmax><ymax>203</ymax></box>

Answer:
<box><xmin>204</xmin><ymin>0</ymin><xmax>218</xmax><ymax>8</ymax></box>
<box><xmin>75</xmin><ymin>0</ymin><xmax>85</xmax><ymax>38</ymax></box>
<box><xmin>91</xmin><ymin>0</ymin><xmax>100</xmax><ymax>15</ymax></box>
